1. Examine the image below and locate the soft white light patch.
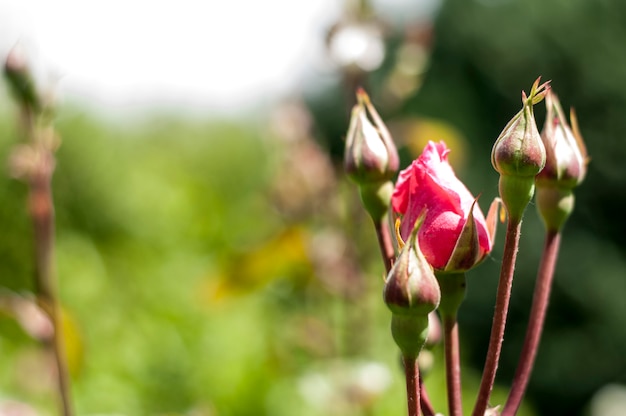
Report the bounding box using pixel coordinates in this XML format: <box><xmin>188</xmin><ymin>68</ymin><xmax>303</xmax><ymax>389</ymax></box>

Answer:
<box><xmin>0</xmin><ymin>0</ymin><xmax>340</xmax><ymax>113</ymax></box>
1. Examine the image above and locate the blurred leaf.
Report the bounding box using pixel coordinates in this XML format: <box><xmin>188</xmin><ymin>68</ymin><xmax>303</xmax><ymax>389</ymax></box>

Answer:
<box><xmin>203</xmin><ymin>226</ymin><xmax>313</xmax><ymax>302</ymax></box>
<box><xmin>60</xmin><ymin>307</ymin><xmax>83</xmax><ymax>378</ymax></box>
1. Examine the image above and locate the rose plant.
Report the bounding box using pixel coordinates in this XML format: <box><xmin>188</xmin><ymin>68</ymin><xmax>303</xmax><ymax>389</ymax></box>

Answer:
<box><xmin>344</xmin><ymin>79</ymin><xmax>587</xmax><ymax>416</ymax></box>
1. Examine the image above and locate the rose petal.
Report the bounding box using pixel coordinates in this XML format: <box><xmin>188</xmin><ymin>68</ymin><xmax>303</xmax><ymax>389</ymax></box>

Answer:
<box><xmin>391</xmin><ymin>141</ymin><xmax>492</xmax><ymax>271</ymax></box>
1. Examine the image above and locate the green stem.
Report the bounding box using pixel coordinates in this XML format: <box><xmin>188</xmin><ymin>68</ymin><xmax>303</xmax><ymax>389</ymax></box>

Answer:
<box><xmin>437</xmin><ymin>272</ymin><xmax>466</xmax><ymax>416</ymax></box>
<box><xmin>443</xmin><ymin>315</ymin><xmax>463</xmax><ymax>416</ymax></box>
<box><xmin>391</xmin><ymin>314</ymin><xmax>430</xmax><ymax>416</ymax></box>
<box><xmin>502</xmin><ymin>230</ymin><xmax>561</xmax><ymax>416</ymax></box>
<box><xmin>472</xmin><ymin>219</ymin><xmax>521</xmax><ymax>416</ymax></box>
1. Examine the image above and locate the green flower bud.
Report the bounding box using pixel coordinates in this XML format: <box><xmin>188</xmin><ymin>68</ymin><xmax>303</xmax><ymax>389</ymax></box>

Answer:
<box><xmin>536</xmin><ymin>186</ymin><xmax>575</xmax><ymax>232</ymax></box>
<box><xmin>492</xmin><ymin>102</ymin><xmax>545</xmax><ymax>178</ymax></box>
<box><xmin>358</xmin><ymin>180</ymin><xmax>393</xmax><ymax>221</ymax></box>
<box><xmin>535</xmin><ymin>90</ymin><xmax>588</xmax><ymax>232</ymax></box>
<box><xmin>384</xmin><ymin>215</ymin><xmax>441</xmax><ymax>358</ymax></box>
<box><xmin>491</xmin><ymin>78</ymin><xmax>549</xmax><ymax>220</ymax></box>
<box><xmin>498</xmin><ymin>174</ymin><xmax>535</xmax><ymax>222</ymax></box>
<box><xmin>384</xmin><ymin>218</ymin><xmax>441</xmax><ymax>318</ymax></box>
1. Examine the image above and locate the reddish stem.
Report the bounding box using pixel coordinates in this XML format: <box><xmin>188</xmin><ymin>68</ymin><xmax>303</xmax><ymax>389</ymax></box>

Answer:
<box><xmin>19</xmin><ymin>104</ymin><xmax>74</xmax><ymax>416</ymax></box>
<box><xmin>374</xmin><ymin>216</ymin><xmax>395</xmax><ymax>274</ymax></box>
<box><xmin>444</xmin><ymin>315</ymin><xmax>463</xmax><ymax>416</ymax></box>
<box><xmin>404</xmin><ymin>356</ymin><xmax>421</xmax><ymax>416</ymax></box>
<box><xmin>502</xmin><ymin>231</ymin><xmax>561</xmax><ymax>416</ymax></box>
<box><xmin>472</xmin><ymin>219</ymin><xmax>521</xmax><ymax>416</ymax></box>
<box><xmin>30</xmin><ymin>162</ymin><xmax>74</xmax><ymax>416</ymax></box>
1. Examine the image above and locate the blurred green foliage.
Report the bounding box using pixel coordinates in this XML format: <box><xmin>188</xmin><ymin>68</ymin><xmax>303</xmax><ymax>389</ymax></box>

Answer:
<box><xmin>0</xmin><ymin>104</ymin><xmax>436</xmax><ymax>415</ymax></box>
<box><xmin>0</xmin><ymin>97</ymin><xmax>528</xmax><ymax>415</ymax></box>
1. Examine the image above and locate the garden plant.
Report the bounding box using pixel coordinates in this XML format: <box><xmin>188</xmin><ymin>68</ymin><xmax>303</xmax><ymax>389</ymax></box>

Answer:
<box><xmin>344</xmin><ymin>79</ymin><xmax>587</xmax><ymax>416</ymax></box>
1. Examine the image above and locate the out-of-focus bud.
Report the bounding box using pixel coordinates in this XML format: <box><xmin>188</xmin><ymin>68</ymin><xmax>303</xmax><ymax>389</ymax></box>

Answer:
<box><xmin>4</xmin><ymin>45</ymin><xmax>40</xmax><ymax>111</ymax></box>
<box><xmin>344</xmin><ymin>88</ymin><xmax>399</xmax><ymax>220</ymax></box>
<box><xmin>491</xmin><ymin>78</ymin><xmax>549</xmax><ymax>221</ymax></box>
<box><xmin>425</xmin><ymin>311</ymin><xmax>442</xmax><ymax>348</ymax></box>
<box><xmin>384</xmin><ymin>215</ymin><xmax>441</xmax><ymax>358</ymax></box>
<box><xmin>416</xmin><ymin>312</ymin><xmax>442</xmax><ymax>375</ymax></box>
<box><xmin>344</xmin><ymin>88</ymin><xmax>399</xmax><ymax>184</ymax></box>
<box><xmin>535</xmin><ymin>91</ymin><xmax>589</xmax><ymax>231</ymax></box>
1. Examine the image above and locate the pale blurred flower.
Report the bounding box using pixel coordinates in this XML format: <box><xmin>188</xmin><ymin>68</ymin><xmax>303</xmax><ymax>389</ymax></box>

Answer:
<box><xmin>347</xmin><ymin>361</ymin><xmax>393</xmax><ymax>400</ymax></box>
<box><xmin>0</xmin><ymin>291</ymin><xmax>53</xmax><ymax>341</ymax></box>
<box><xmin>0</xmin><ymin>400</ymin><xmax>38</xmax><ymax>416</ymax></box>
<box><xmin>297</xmin><ymin>360</ymin><xmax>392</xmax><ymax>413</ymax></box>
<box><xmin>590</xmin><ymin>384</ymin><xmax>626</xmax><ymax>416</ymax></box>
<box><xmin>327</xmin><ymin>22</ymin><xmax>385</xmax><ymax>71</ymax></box>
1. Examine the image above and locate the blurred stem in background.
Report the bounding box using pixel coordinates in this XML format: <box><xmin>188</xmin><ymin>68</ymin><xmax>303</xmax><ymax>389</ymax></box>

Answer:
<box><xmin>4</xmin><ymin>46</ymin><xmax>74</xmax><ymax>416</ymax></box>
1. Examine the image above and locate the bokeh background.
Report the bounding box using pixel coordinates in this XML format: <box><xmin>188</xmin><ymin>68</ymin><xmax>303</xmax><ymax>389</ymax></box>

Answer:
<box><xmin>1</xmin><ymin>0</ymin><xmax>626</xmax><ymax>415</ymax></box>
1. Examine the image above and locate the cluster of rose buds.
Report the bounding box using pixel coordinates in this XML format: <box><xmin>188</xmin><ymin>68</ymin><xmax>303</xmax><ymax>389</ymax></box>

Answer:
<box><xmin>344</xmin><ymin>78</ymin><xmax>588</xmax><ymax>416</ymax></box>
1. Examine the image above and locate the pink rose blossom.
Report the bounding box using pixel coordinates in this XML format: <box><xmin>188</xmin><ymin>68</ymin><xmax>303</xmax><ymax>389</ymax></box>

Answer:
<box><xmin>391</xmin><ymin>141</ymin><xmax>492</xmax><ymax>271</ymax></box>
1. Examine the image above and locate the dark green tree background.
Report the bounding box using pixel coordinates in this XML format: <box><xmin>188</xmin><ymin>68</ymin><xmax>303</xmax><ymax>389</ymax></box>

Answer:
<box><xmin>309</xmin><ymin>0</ymin><xmax>626</xmax><ymax>414</ymax></box>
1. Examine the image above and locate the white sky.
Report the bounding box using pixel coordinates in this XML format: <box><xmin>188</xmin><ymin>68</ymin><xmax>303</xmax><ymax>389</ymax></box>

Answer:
<box><xmin>0</xmin><ymin>0</ymin><xmax>342</xmax><ymax>115</ymax></box>
<box><xmin>0</xmin><ymin>0</ymin><xmax>435</xmax><ymax>116</ymax></box>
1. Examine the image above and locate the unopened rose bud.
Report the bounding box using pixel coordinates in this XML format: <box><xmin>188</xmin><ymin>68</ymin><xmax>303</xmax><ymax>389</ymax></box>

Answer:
<box><xmin>492</xmin><ymin>78</ymin><xmax>549</xmax><ymax>221</ymax></box>
<box><xmin>384</xmin><ymin>217</ymin><xmax>441</xmax><ymax>358</ymax></box>
<box><xmin>344</xmin><ymin>88</ymin><xmax>399</xmax><ymax>184</ymax></box>
<box><xmin>535</xmin><ymin>91</ymin><xmax>589</xmax><ymax>231</ymax></box>
<box><xmin>344</xmin><ymin>89</ymin><xmax>399</xmax><ymax>220</ymax></box>
<box><xmin>4</xmin><ymin>45</ymin><xmax>40</xmax><ymax>111</ymax></box>
<box><xmin>536</xmin><ymin>91</ymin><xmax>588</xmax><ymax>190</ymax></box>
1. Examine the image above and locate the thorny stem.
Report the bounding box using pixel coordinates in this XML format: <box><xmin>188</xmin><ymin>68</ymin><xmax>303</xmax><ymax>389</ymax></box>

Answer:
<box><xmin>473</xmin><ymin>219</ymin><xmax>522</xmax><ymax>416</ymax></box>
<box><xmin>403</xmin><ymin>356</ymin><xmax>421</xmax><ymax>416</ymax></box>
<box><xmin>502</xmin><ymin>231</ymin><xmax>561</xmax><ymax>416</ymax></box>
<box><xmin>443</xmin><ymin>315</ymin><xmax>463</xmax><ymax>416</ymax></box>
<box><xmin>374</xmin><ymin>215</ymin><xmax>395</xmax><ymax>274</ymax></box>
